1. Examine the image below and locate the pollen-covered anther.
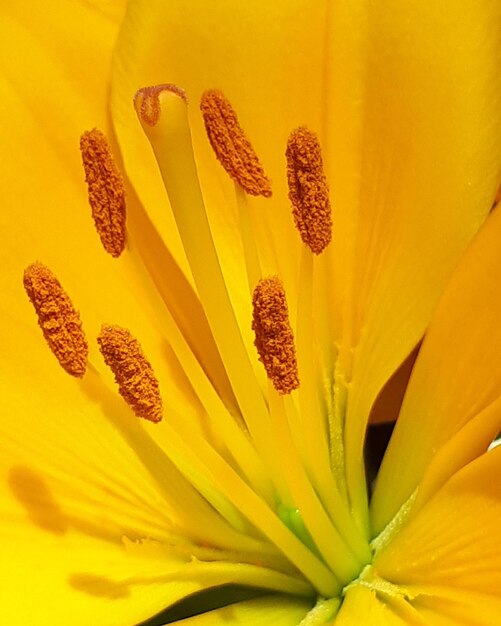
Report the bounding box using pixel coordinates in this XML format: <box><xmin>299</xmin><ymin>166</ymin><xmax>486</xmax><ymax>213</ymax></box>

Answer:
<box><xmin>134</xmin><ymin>84</ymin><xmax>188</xmax><ymax>127</ymax></box>
<box><xmin>97</xmin><ymin>325</ymin><xmax>163</xmax><ymax>423</ymax></box>
<box><xmin>286</xmin><ymin>127</ymin><xmax>332</xmax><ymax>254</ymax></box>
<box><xmin>200</xmin><ymin>90</ymin><xmax>272</xmax><ymax>197</ymax></box>
<box><xmin>252</xmin><ymin>276</ymin><xmax>299</xmax><ymax>394</ymax></box>
<box><xmin>23</xmin><ymin>262</ymin><xmax>88</xmax><ymax>377</ymax></box>
<box><xmin>80</xmin><ymin>128</ymin><xmax>126</xmax><ymax>258</ymax></box>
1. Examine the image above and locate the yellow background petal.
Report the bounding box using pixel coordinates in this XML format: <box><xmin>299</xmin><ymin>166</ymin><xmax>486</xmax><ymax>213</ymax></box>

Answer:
<box><xmin>334</xmin><ymin>585</ymin><xmax>407</xmax><ymax>625</ymax></box>
<box><xmin>371</xmin><ymin>203</ymin><xmax>501</xmax><ymax>533</ymax></box>
<box><xmin>374</xmin><ymin>449</ymin><xmax>501</xmax><ymax>625</ymax></box>
<box><xmin>0</xmin><ymin>528</ymin><xmax>211</xmax><ymax>626</ymax></box>
<box><xmin>168</xmin><ymin>595</ymin><xmax>312</xmax><ymax>626</ymax></box>
<box><xmin>338</xmin><ymin>0</ymin><xmax>501</xmax><ymax>517</ymax></box>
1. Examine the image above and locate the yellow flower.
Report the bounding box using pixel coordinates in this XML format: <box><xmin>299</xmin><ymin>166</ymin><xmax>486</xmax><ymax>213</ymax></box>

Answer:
<box><xmin>2</xmin><ymin>1</ymin><xmax>501</xmax><ymax>624</ymax></box>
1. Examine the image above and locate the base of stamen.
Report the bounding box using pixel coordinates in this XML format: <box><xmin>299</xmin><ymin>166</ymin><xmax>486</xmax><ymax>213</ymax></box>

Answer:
<box><xmin>97</xmin><ymin>324</ymin><xmax>163</xmax><ymax>423</ymax></box>
<box><xmin>268</xmin><ymin>390</ymin><xmax>363</xmax><ymax>584</ymax></box>
<box><xmin>23</xmin><ymin>262</ymin><xmax>88</xmax><ymax>377</ymax></box>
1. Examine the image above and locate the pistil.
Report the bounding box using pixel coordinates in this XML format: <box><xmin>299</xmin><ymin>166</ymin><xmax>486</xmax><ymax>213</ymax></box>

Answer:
<box><xmin>133</xmin><ymin>84</ymin><xmax>282</xmax><ymax>498</ymax></box>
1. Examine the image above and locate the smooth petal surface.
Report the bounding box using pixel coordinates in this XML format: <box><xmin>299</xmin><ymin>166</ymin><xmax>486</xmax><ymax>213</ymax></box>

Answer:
<box><xmin>371</xmin><ymin>202</ymin><xmax>501</xmax><ymax>533</ymax></box>
<box><xmin>338</xmin><ymin>0</ymin><xmax>501</xmax><ymax>518</ymax></box>
<box><xmin>334</xmin><ymin>586</ymin><xmax>407</xmax><ymax>625</ymax></box>
<box><xmin>169</xmin><ymin>596</ymin><xmax>312</xmax><ymax>625</ymax></box>
<box><xmin>374</xmin><ymin>449</ymin><xmax>501</xmax><ymax>625</ymax></box>
<box><xmin>1</xmin><ymin>528</ymin><xmax>220</xmax><ymax>626</ymax></box>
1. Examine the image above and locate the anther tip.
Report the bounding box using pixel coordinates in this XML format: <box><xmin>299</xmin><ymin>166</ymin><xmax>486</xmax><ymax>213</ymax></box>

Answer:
<box><xmin>23</xmin><ymin>262</ymin><xmax>88</xmax><ymax>378</ymax></box>
<box><xmin>134</xmin><ymin>84</ymin><xmax>188</xmax><ymax>127</ymax></box>
<box><xmin>200</xmin><ymin>89</ymin><xmax>272</xmax><ymax>197</ymax></box>
<box><xmin>286</xmin><ymin>126</ymin><xmax>332</xmax><ymax>255</ymax></box>
<box><xmin>97</xmin><ymin>323</ymin><xmax>163</xmax><ymax>423</ymax></box>
<box><xmin>252</xmin><ymin>276</ymin><xmax>299</xmax><ymax>395</ymax></box>
<box><xmin>79</xmin><ymin>128</ymin><xmax>126</xmax><ymax>258</ymax></box>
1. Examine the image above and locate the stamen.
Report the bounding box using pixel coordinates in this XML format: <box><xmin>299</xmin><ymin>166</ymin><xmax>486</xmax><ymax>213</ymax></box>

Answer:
<box><xmin>134</xmin><ymin>84</ymin><xmax>188</xmax><ymax>127</ymax></box>
<box><xmin>252</xmin><ymin>277</ymin><xmax>299</xmax><ymax>395</ymax></box>
<box><xmin>23</xmin><ymin>262</ymin><xmax>88</xmax><ymax>377</ymax></box>
<box><xmin>79</xmin><ymin>129</ymin><xmax>126</xmax><ymax>258</ymax></box>
<box><xmin>97</xmin><ymin>325</ymin><xmax>162</xmax><ymax>423</ymax></box>
<box><xmin>286</xmin><ymin>127</ymin><xmax>332</xmax><ymax>254</ymax></box>
<box><xmin>134</xmin><ymin>84</ymin><xmax>280</xmax><ymax>489</ymax></box>
<box><xmin>200</xmin><ymin>90</ymin><xmax>272</xmax><ymax>197</ymax></box>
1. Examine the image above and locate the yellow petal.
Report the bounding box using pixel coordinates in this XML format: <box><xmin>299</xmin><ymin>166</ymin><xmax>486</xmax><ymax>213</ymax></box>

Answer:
<box><xmin>338</xmin><ymin>0</ymin><xmax>501</xmax><ymax>519</ymax></box>
<box><xmin>0</xmin><ymin>529</ymin><xmax>208</xmax><ymax>626</ymax></box>
<box><xmin>0</xmin><ymin>0</ymin><xmax>124</xmax><ymax>271</ymax></box>
<box><xmin>163</xmin><ymin>595</ymin><xmax>312</xmax><ymax>626</ymax></box>
<box><xmin>371</xmin><ymin>203</ymin><xmax>501</xmax><ymax>533</ymax></box>
<box><xmin>1</xmin><ymin>522</ymin><xmax>309</xmax><ymax>626</ymax></box>
<box><xmin>334</xmin><ymin>585</ymin><xmax>408</xmax><ymax>625</ymax></box>
<box><xmin>374</xmin><ymin>448</ymin><xmax>501</xmax><ymax>625</ymax></box>
<box><xmin>412</xmin><ymin>593</ymin><xmax>501</xmax><ymax>626</ymax></box>
<box><xmin>0</xmin><ymin>314</ymin><xmax>253</xmax><ymax>545</ymax></box>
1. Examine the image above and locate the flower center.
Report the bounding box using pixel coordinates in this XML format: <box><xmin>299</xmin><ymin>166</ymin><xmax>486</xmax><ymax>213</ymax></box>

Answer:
<box><xmin>132</xmin><ymin>84</ymin><xmax>373</xmax><ymax>593</ymax></box>
<box><xmin>23</xmin><ymin>83</ymin><xmax>374</xmax><ymax>604</ymax></box>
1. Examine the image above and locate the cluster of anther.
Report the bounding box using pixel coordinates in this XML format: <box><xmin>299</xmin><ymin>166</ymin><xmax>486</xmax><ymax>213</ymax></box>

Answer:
<box><xmin>80</xmin><ymin>128</ymin><xmax>126</xmax><ymax>258</ymax></box>
<box><xmin>252</xmin><ymin>276</ymin><xmax>299</xmax><ymax>395</ymax></box>
<box><xmin>23</xmin><ymin>262</ymin><xmax>88</xmax><ymax>378</ymax></box>
<box><xmin>286</xmin><ymin>127</ymin><xmax>332</xmax><ymax>255</ymax></box>
<box><xmin>200</xmin><ymin>90</ymin><xmax>272</xmax><ymax>198</ymax></box>
<box><xmin>98</xmin><ymin>325</ymin><xmax>163</xmax><ymax>423</ymax></box>
<box><xmin>24</xmin><ymin>130</ymin><xmax>163</xmax><ymax>423</ymax></box>
<box><xmin>198</xmin><ymin>91</ymin><xmax>331</xmax><ymax>395</ymax></box>
<box><xmin>25</xmin><ymin>84</ymin><xmax>332</xmax><ymax>424</ymax></box>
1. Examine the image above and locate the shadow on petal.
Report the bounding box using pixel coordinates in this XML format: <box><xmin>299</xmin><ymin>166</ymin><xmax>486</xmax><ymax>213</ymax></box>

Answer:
<box><xmin>8</xmin><ymin>465</ymin><xmax>68</xmax><ymax>535</ymax></box>
<box><xmin>68</xmin><ymin>573</ymin><xmax>131</xmax><ymax>599</ymax></box>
